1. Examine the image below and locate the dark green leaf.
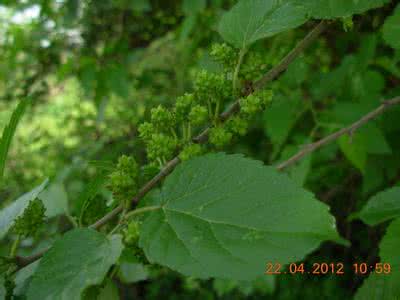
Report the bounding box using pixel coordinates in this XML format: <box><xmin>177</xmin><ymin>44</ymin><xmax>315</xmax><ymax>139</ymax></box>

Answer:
<box><xmin>27</xmin><ymin>229</ymin><xmax>123</xmax><ymax>300</ymax></box>
<box><xmin>218</xmin><ymin>0</ymin><xmax>307</xmax><ymax>49</ymax></box>
<box><xmin>382</xmin><ymin>4</ymin><xmax>400</xmax><ymax>49</ymax></box>
<box><xmin>351</xmin><ymin>187</ymin><xmax>400</xmax><ymax>225</ymax></box>
<box><xmin>355</xmin><ymin>218</ymin><xmax>400</xmax><ymax>299</ymax></box>
<box><xmin>140</xmin><ymin>153</ymin><xmax>342</xmax><ymax>280</ymax></box>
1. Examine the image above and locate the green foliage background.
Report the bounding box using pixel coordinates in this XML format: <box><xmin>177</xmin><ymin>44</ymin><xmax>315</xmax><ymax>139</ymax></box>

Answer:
<box><xmin>0</xmin><ymin>0</ymin><xmax>400</xmax><ymax>299</ymax></box>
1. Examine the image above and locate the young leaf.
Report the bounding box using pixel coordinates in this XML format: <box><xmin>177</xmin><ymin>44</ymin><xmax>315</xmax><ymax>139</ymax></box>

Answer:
<box><xmin>354</xmin><ymin>218</ymin><xmax>400</xmax><ymax>299</ymax></box>
<box><xmin>351</xmin><ymin>187</ymin><xmax>400</xmax><ymax>225</ymax></box>
<box><xmin>0</xmin><ymin>179</ymin><xmax>48</xmax><ymax>239</ymax></box>
<box><xmin>297</xmin><ymin>0</ymin><xmax>390</xmax><ymax>19</ymax></box>
<box><xmin>26</xmin><ymin>229</ymin><xmax>123</xmax><ymax>300</ymax></box>
<box><xmin>218</xmin><ymin>0</ymin><xmax>307</xmax><ymax>49</ymax></box>
<box><xmin>139</xmin><ymin>153</ymin><xmax>342</xmax><ymax>280</ymax></box>
<box><xmin>0</xmin><ymin>99</ymin><xmax>29</xmax><ymax>180</ymax></box>
<box><xmin>382</xmin><ymin>4</ymin><xmax>400</xmax><ymax>50</ymax></box>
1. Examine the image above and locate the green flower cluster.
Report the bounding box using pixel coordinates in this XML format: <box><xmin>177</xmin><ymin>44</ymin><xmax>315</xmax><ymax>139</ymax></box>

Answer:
<box><xmin>210</xmin><ymin>43</ymin><xmax>237</xmax><ymax>69</ymax></box>
<box><xmin>240</xmin><ymin>51</ymin><xmax>269</xmax><ymax>81</ymax></box>
<box><xmin>239</xmin><ymin>90</ymin><xmax>273</xmax><ymax>116</ymax></box>
<box><xmin>207</xmin><ymin>89</ymin><xmax>273</xmax><ymax>148</ymax></box>
<box><xmin>12</xmin><ymin>199</ymin><xmax>46</xmax><ymax>237</ymax></box>
<box><xmin>108</xmin><ymin>155</ymin><xmax>139</xmax><ymax>205</ymax></box>
<box><xmin>193</xmin><ymin>70</ymin><xmax>231</xmax><ymax>105</ymax></box>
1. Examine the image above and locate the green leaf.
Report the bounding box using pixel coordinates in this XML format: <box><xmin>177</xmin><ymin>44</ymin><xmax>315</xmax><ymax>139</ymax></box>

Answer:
<box><xmin>338</xmin><ymin>124</ymin><xmax>391</xmax><ymax>173</ymax></box>
<box><xmin>382</xmin><ymin>4</ymin><xmax>400</xmax><ymax>49</ymax></box>
<box><xmin>355</xmin><ymin>218</ymin><xmax>400</xmax><ymax>299</ymax></box>
<box><xmin>351</xmin><ymin>187</ymin><xmax>400</xmax><ymax>225</ymax></box>
<box><xmin>139</xmin><ymin>153</ymin><xmax>342</xmax><ymax>280</ymax></box>
<box><xmin>97</xmin><ymin>280</ymin><xmax>120</xmax><ymax>300</ymax></box>
<box><xmin>118</xmin><ymin>262</ymin><xmax>149</xmax><ymax>283</ymax></box>
<box><xmin>0</xmin><ymin>99</ymin><xmax>29</xmax><ymax>180</ymax></box>
<box><xmin>14</xmin><ymin>261</ymin><xmax>40</xmax><ymax>297</ymax></box>
<box><xmin>182</xmin><ymin>0</ymin><xmax>206</xmax><ymax>15</ymax></box>
<box><xmin>38</xmin><ymin>183</ymin><xmax>69</xmax><ymax>218</ymax></box>
<box><xmin>27</xmin><ymin>229</ymin><xmax>123</xmax><ymax>300</ymax></box>
<box><xmin>298</xmin><ymin>0</ymin><xmax>390</xmax><ymax>19</ymax></box>
<box><xmin>218</xmin><ymin>0</ymin><xmax>307</xmax><ymax>49</ymax></box>
<box><xmin>0</xmin><ymin>179</ymin><xmax>48</xmax><ymax>239</ymax></box>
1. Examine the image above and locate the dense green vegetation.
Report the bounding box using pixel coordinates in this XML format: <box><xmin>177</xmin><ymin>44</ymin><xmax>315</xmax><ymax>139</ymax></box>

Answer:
<box><xmin>1</xmin><ymin>0</ymin><xmax>400</xmax><ymax>299</ymax></box>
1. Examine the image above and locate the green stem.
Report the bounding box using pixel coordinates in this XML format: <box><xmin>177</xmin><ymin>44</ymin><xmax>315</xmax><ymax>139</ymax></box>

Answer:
<box><xmin>232</xmin><ymin>48</ymin><xmax>247</xmax><ymax>95</ymax></box>
<box><xmin>10</xmin><ymin>236</ymin><xmax>21</xmax><ymax>258</ymax></box>
<box><xmin>123</xmin><ymin>205</ymin><xmax>161</xmax><ymax>221</ymax></box>
<box><xmin>214</xmin><ymin>100</ymin><xmax>220</xmax><ymax>123</ymax></box>
<box><xmin>187</xmin><ymin>122</ymin><xmax>192</xmax><ymax>141</ymax></box>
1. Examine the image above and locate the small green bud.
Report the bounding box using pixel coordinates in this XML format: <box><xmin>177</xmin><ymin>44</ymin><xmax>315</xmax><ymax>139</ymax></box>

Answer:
<box><xmin>12</xmin><ymin>198</ymin><xmax>46</xmax><ymax>237</ymax></box>
<box><xmin>209</xmin><ymin>126</ymin><xmax>232</xmax><ymax>148</ymax></box>
<box><xmin>226</xmin><ymin>116</ymin><xmax>248</xmax><ymax>136</ymax></box>
<box><xmin>179</xmin><ymin>144</ymin><xmax>203</xmax><ymax>161</ymax></box>
<box><xmin>147</xmin><ymin>133</ymin><xmax>177</xmax><ymax>162</ymax></box>
<box><xmin>123</xmin><ymin>220</ymin><xmax>140</xmax><ymax>247</ymax></box>
<box><xmin>239</xmin><ymin>94</ymin><xmax>263</xmax><ymax>115</ymax></box>
<box><xmin>189</xmin><ymin>105</ymin><xmax>208</xmax><ymax>125</ymax></box>
<box><xmin>175</xmin><ymin>93</ymin><xmax>195</xmax><ymax>122</ymax></box>
<box><xmin>257</xmin><ymin>89</ymin><xmax>273</xmax><ymax>107</ymax></box>
<box><xmin>150</xmin><ymin>105</ymin><xmax>174</xmax><ymax>128</ymax></box>
<box><xmin>138</xmin><ymin>122</ymin><xmax>155</xmax><ymax>142</ymax></box>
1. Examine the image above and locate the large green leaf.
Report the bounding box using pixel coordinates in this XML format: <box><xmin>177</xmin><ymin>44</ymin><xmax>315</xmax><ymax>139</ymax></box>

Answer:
<box><xmin>27</xmin><ymin>229</ymin><xmax>123</xmax><ymax>300</ymax></box>
<box><xmin>297</xmin><ymin>0</ymin><xmax>390</xmax><ymax>19</ymax></box>
<box><xmin>355</xmin><ymin>218</ymin><xmax>400</xmax><ymax>299</ymax></box>
<box><xmin>351</xmin><ymin>187</ymin><xmax>400</xmax><ymax>225</ymax></box>
<box><xmin>218</xmin><ymin>0</ymin><xmax>307</xmax><ymax>49</ymax></box>
<box><xmin>382</xmin><ymin>4</ymin><xmax>400</xmax><ymax>49</ymax></box>
<box><xmin>0</xmin><ymin>179</ymin><xmax>48</xmax><ymax>239</ymax></box>
<box><xmin>139</xmin><ymin>153</ymin><xmax>342</xmax><ymax>280</ymax></box>
<box><xmin>0</xmin><ymin>99</ymin><xmax>29</xmax><ymax>180</ymax></box>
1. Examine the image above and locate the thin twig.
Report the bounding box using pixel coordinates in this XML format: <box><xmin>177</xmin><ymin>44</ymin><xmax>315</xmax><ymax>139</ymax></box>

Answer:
<box><xmin>276</xmin><ymin>97</ymin><xmax>400</xmax><ymax>170</ymax></box>
<box><xmin>14</xmin><ymin>21</ymin><xmax>328</xmax><ymax>270</ymax></box>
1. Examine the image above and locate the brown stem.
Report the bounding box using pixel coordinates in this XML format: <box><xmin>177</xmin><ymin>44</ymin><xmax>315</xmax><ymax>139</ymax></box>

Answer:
<box><xmin>276</xmin><ymin>97</ymin><xmax>400</xmax><ymax>170</ymax></box>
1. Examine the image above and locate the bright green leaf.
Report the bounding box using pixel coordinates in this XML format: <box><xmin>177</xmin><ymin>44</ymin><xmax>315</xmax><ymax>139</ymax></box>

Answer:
<box><xmin>218</xmin><ymin>0</ymin><xmax>307</xmax><ymax>49</ymax></box>
<box><xmin>351</xmin><ymin>187</ymin><xmax>400</xmax><ymax>225</ymax></box>
<box><xmin>140</xmin><ymin>153</ymin><xmax>342</xmax><ymax>280</ymax></box>
<box><xmin>0</xmin><ymin>99</ymin><xmax>29</xmax><ymax>180</ymax></box>
<box><xmin>26</xmin><ymin>229</ymin><xmax>123</xmax><ymax>300</ymax></box>
<box><xmin>382</xmin><ymin>4</ymin><xmax>400</xmax><ymax>49</ymax></box>
<box><xmin>0</xmin><ymin>179</ymin><xmax>48</xmax><ymax>239</ymax></box>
